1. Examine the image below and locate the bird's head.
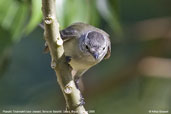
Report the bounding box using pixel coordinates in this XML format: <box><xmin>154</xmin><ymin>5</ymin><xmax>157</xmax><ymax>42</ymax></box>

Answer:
<box><xmin>80</xmin><ymin>31</ymin><xmax>110</xmax><ymax>61</ymax></box>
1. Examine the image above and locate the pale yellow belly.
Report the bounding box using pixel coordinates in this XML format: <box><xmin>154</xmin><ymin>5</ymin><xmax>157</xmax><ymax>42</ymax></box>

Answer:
<box><xmin>63</xmin><ymin>39</ymin><xmax>97</xmax><ymax>71</ymax></box>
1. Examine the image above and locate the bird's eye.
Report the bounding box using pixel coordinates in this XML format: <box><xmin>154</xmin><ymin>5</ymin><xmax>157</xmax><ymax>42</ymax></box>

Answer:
<box><xmin>85</xmin><ymin>45</ymin><xmax>89</xmax><ymax>49</ymax></box>
<box><xmin>103</xmin><ymin>47</ymin><xmax>105</xmax><ymax>50</ymax></box>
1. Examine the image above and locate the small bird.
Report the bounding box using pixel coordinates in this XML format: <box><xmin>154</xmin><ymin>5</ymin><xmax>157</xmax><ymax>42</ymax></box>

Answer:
<box><xmin>43</xmin><ymin>22</ymin><xmax>111</xmax><ymax>81</ymax></box>
<box><xmin>43</xmin><ymin>22</ymin><xmax>111</xmax><ymax>106</ymax></box>
<box><xmin>43</xmin><ymin>22</ymin><xmax>111</xmax><ymax>82</ymax></box>
<box><xmin>59</xmin><ymin>22</ymin><xmax>111</xmax><ymax>80</ymax></box>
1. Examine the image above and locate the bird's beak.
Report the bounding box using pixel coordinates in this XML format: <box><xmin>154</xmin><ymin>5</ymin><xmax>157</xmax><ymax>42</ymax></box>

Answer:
<box><xmin>92</xmin><ymin>53</ymin><xmax>99</xmax><ymax>59</ymax></box>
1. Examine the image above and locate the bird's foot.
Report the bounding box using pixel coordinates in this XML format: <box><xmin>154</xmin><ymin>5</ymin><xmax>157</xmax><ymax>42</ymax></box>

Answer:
<box><xmin>67</xmin><ymin>97</ymin><xmax>85</xmax><ymax>110</ymax></box>
<box><xmin>74</xmin><ymin>77</ymin><xmax>80</xmax><ymax>89</ymax></box>
<box><xmin>74</xmin><ymin>78</ymin><xmax>85</xmax><ymax>107</ymax></box>
<box><xmin>79</xmin><ymin>95</ymin><xmax>85</xmax><ymax>106</ymax></box>
<box><xmin>66</xmin><ymin>56</ymin><xmax>72</xmax><ymax>63</ymax></box>
<box><xmin>74</xmin><ymin>93</ymin><xmax>85</xmax><ymax>108</ymax></box>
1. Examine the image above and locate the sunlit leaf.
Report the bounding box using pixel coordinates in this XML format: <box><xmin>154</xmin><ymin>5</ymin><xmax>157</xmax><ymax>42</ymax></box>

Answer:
<box><xmin>56</xmin><ymin>0</ymin><xmax>100</xmax><ymax>29</ymax></box>
<box><xmin>0</xmin><ymin>0</ymin><xmax>30</xmax><ymax>75</ymax></box>
<box><xmin>10</xmin><ymin>1</ymin><xmax>29</xmax><ymax>41</ymax></box>
<box><xmin>96</xmin><ymin>0</ymin><xmax>123</xmax><ymax>39</ymax></box>
<box><xmin>25</xmin><ymin>0</ymin><xmax>42</xmax><ymax>34</ymax></box>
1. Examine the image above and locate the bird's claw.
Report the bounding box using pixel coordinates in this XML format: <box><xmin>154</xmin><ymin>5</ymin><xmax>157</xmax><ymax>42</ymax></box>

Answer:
<box><xmin>75</xmin><ymin>97</ymin><xmax>85</xmax><ymax>108</ymax></box>
<box><xmin>66</xmin><ymin>56</ymin><xmax>72</xmax><ymax>63</ymax></box>
<box><xmin>80</xmin><ymin>97</ymin><xmax>85</xmax><ymax>106</ymax></box>
<box><xmin>74</xmin><ymin>78</ymin><xmax>85</xmax><ymax>107</ymax></box>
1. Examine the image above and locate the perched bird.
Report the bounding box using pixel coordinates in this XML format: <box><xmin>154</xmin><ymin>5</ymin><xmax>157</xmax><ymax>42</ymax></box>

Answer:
<box><xmin>43</xmin><ymin>22</ymin><xmax>111</xmax><ymax>85</ymax></box>
<box><xmin>42</xmin><ymin>22</ymin><xmax>111</xmax><ymax>106</ymax></box>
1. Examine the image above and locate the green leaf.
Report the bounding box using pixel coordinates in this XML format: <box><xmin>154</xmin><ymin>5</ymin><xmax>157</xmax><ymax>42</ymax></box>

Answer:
<box><xmin>56</xmin><ymin>0</ymin><xmax>100</xmax><ymax>28</ymax></box>
<box><xmin>96</xmin><ymin>0</ymin><xmax>123</xmax><ymax>38</ymax></box>
<box><xmin>25</xmin><ymin>0</ymin><xmax>42</xmax><ymax>34</ymax></box>
<box><xmin>0</xmin><ymin>0</ymin><xmax>31</xmax><ymax>75</ymax></box>
<box><xmin>10</xmin><ymin>1</ymin><xmax>29</xmax><ymax>41</ymax></box>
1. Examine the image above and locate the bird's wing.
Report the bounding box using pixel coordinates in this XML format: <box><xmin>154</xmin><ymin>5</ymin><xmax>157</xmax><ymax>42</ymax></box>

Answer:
<box><xmin>40</xmin><ymin>23</ymin><xmax>80</xmax><ymax>53</ymax></box>
<box><xmin>60</xmin><ymin>23</ymin><xmax>86</xmax><ymax>41</ymax></box>
<box><xmin>39</xmin><ymin>23</ymin><xmax>79</xmax><ymax>42</ymax></box>
<box><xmin>60</xmin><ymin>27</ymin><xmax>79</xmax><ymax>42</ymax></box>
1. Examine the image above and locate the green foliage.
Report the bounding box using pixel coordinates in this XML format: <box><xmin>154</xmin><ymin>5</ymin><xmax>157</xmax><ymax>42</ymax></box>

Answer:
<box><xmin>25</xmin><ymin>0</ymin><xmax>42</xmax><ymax>34</ymax></box>
<box><xmin>56</xmin><ymin>0</ymin><xmax>100</xmax><ymax>28</ymax></box>
<box><xmin>0</xmin><ymin>0</ymin><xmax>29</xmax><ymax>42</ymax></box>
<box><xmin>0</xmin><ymin>0</ymin><xmax>42</xmax><ymax>75</ymax></box>
<box><xmin>96</xmin><ymin>0</ymin><xmax>123</xmax><ymax>38</ymax></box>
<box><xmin>0</xmin><ymin>0</ymin><xmax>28</xmax><ymax>75</ymax></box>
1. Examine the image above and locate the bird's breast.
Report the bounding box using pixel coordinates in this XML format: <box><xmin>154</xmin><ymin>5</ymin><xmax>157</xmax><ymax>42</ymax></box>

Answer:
<box><xmin>63</xmin><ymin>39</ymin><xmax>97</xmax><ymax>71</ymax></box>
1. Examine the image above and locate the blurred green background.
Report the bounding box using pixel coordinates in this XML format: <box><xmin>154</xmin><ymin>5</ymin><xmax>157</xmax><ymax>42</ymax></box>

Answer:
<box><xmin>0</xmin><ymin>0</ymin><xmax>171</xmax><ymax>114</ymax></box>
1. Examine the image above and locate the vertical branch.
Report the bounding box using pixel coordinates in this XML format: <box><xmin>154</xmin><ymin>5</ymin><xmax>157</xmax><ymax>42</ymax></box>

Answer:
<box><xmin>41</xmin><ymin>0</ymin><xmax>87</xmax><ymax>113</ymax></box>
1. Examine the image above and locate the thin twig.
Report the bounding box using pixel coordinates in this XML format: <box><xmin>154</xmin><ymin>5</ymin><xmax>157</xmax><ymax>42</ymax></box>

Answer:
<box><xmin>41</xmin><ymin>0</ymin><xmax>87</xmax><ymax>113</ymax></box>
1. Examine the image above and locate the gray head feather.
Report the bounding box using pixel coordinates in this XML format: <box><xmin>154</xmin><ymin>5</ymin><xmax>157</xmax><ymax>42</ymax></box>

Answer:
<box><xmin>80</xmin><ymin>31</ymin><xmax>108</xmax><ymax>61</ymax></box>
<box><xmin>86</xmin><ymin>31</ymin><xmax>105</xmax><ymax>47</ymax></box>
